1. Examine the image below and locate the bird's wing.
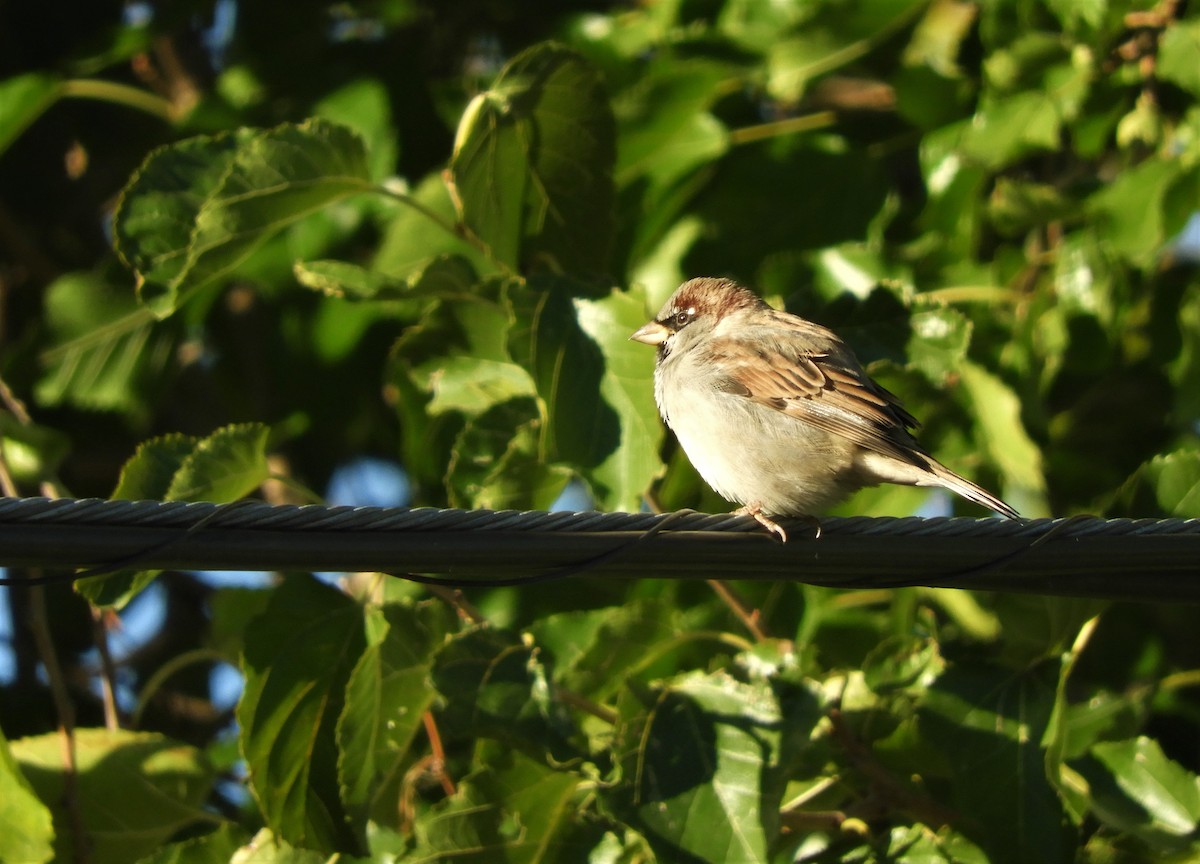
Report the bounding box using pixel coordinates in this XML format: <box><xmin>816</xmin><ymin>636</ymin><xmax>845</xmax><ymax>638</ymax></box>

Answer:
<box><xmin>707</xmin><ymin>312</ymin><xmax>928</xmax><ymax>468</ymax></box>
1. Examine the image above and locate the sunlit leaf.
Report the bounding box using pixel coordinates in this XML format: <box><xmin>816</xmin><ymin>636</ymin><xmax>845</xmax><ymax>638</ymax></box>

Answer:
<box><xmin>0</xmin><ymin>72</ymin><xmax>60</xmax><ymax>156</ymax></box>
<box><xmin>11</xmin><ymin>729</ymin><xmax>215</xmax><ymax>864</ymax></box>
<box><xmin>957</xmin><ymin>361</ymin><xmax>1047</xmax><ymax>508</ymax></box>
<box><xmin>76</xmin><ymin>423</ymin><xmax>270</xmax><ymax>607</ymax></box>
<box><xmin>1159</xmin><ymin>19</ymin><xmax>1200</xmax><ymax>98</ymax></box>
<box><xmin>1077</xmin><ymin>736</ymin><xmax>1200</xmax><ymax>848</ymax></box>
<box><xmin>163</xmin><ymin>422</ymin><xmax>271</xmax><ymax>502</ymax></box>
<box><xmin>608</xmin><ymin>669</ymin><xmax>816</xmax><ymax>864</ymax></box>
<box><xmin>114</xmin><ymin>120</ymin><xmax>372</xmax><ymax>316</ymax></box>
<box><xmin>0</xmin><ymin>728</ymin><xmax>53</xmax><ymax>864</ymax></box>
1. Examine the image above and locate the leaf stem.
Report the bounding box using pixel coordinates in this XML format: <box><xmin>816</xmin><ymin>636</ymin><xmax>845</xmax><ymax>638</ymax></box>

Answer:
<box><xmin>60</xmin><ymin>78</ymin><xmax>174</xmax><ymax>122</ymax></box>
<box><xmin>374</xmin><ymin>181</ymin><xmax>520</xmax><ymax>280</ymax></box>
<box><xmin>728</xmin><ymin>111</ymin><xmax>838</xmax><ymax>146</ymax></box>
<box><xmin>131</xmin><ymin>647</ymin><xmax>228</xmax><ymax>729</ymax></box>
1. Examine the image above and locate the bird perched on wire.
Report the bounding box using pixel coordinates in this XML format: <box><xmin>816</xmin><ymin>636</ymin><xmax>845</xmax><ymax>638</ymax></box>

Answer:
<box><xmin>630</xmin><ymin>277</ymin><xmax>1019</xmax><ymax>540</ymax></box>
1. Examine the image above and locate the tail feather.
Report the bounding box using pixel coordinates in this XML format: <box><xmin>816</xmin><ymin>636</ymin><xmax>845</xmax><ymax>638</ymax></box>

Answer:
<box><xmin>929</xmin><ymin>462</ymin><xmax>1020</xmax><ymax>519</ymax></box>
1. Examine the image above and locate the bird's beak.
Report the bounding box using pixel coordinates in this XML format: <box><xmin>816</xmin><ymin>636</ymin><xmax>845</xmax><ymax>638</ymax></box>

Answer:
<box><xmin>629</xmin><ymin>321</ymin><xmax>670</xmax><ymax>345</ymax></box>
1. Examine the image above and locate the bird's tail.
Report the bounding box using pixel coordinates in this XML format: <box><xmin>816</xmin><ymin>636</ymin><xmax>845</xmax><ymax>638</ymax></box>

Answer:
<box><xmin>929</xmin><ymin>461</ymin><xmax>1020</xmax><ymax>519</ymax></box>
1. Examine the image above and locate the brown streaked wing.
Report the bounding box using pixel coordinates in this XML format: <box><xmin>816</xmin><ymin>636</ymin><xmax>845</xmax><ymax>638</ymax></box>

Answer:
<box><xmin>707</xmin><ymin>325</ymin><xmax>928</xmax><ymax>468</ymax></box>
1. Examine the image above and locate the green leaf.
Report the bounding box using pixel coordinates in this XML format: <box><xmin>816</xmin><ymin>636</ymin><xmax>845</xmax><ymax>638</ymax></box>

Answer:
<box><xmin>431</xmin><ymin>628</ymin><xmax>579</xmax><ymax>761</ymax></box>
<box><xmin>614</xmin><ymin>59</ymin><xmax>729</xmax><ymax>270</ymax></box>
<box><xmin>0</xmin><ymin>414</ymin><xmax>69</xmax><ymax>489</ymax></box>
<box><xmin>164</xmin><ymin>422</ymin><xmax>271</xmax><ymax>502</ymax></box>
<box><xmin>506</xmin><ymin>281</ymin><xmax>613</xmax><ymax>459</ymax></box>
<box><xmin>450</xmin><ymin>43</ymin><xmax>616</xmax><ymax>275</ymax></box>
<box><xmin>0</xmin><ymin>727</ymin><xmax>54</xmax><ymax>864</ymax></box>
<box><xmin>1126</xmin><ymin>448</ymin><xmax>1200</xmax><ymax>517</ymax></box>
<box><xmin>957</xmin><ymin>361</ymin><xmax>1046</xmax><ymax>509</ymax></box>
<box><xmin>313</xmin><ymin>77</ymin><xmax>398</xmax><ymax>182</ymax></box>
<box><xmin>446</xmin><ymin>399</ymin><xmax>573</xmax><ymax>510</ymax></box>
<box><xmin>239</xmin><ymin>576</ymin><xmax>367</xmax><ymax>850</ymax></box>
<box><xmin>336</xmin><ymin>600</ymin><xmax>457</xmax><ymax>829</ymax></box>
<box><xmin>111</xmin><ymin>433</ymin><xmax>205</xmax><ymax>501</ymax></box>
<box><xmin>959</xmin><ymin>90</ymin><xmax>1061</xmax><ymax>169</ymax></box>
<box><xmin>529</xmin><ymin>600</ymin><xmax>682</xmax><ymax>701</ymax></box>
<box><xmin>918</xmin><ymin>663</ymin><xmax>1071</xmax><ymax>864</ymax></box>
<box><xmin>133</xmin><ymin>824</ymin><xmax>249</xmax><ymax>864</ymax></box>
<box><xmin>506</xmin><ymin>279</ymin><xmax>662</xmax><ymax>510</ymax></box>
<box><xmin>1159</xmin><ymin>19</ymin><xmax>1200</xmax><ymax>98</ymax></box>
<box><xmin>1079</xmin><ymin>736</ymin><xmax>1200</xmax><ymax>847</ymax></box>
<box><xmin>1087</xmin><ymin>157</ymin><xmax>1182</xmax><ymax>267</ymax></box>
<box><xmin>34</xmin><ymin>273</ymin><xmax>167</xmax><ymax>417</ymax></box>
<box><xmin>574</xmin><ymin>284</ymin><xmax>665</xmax><ymax>510</ymax></box>
<box><xmin>292</xmin><ymin>260</ymin><xmax>408</xmax><ymax>299</ymax></box>
<box><xmin>427</xmin><ymin>358</ymin><xmax>538</xmax><ymax>418</ymax></box>
<box><xmin>373</xmin><ymin>174</ymin><xmax>493</xmax><ymax>280</ymax></box>
<box><xmin>0</xmin><ymin>72</ymin><xmax>61</xmax><ymax>156</ymax></box>
<box><xmin>114</xmin><ymin>119</ymin><xmax>372</xmax><ymax>316</ymax></box>
<box><xmin>907</xmin><ymin>307</ymin><xmax>972</xmax><ymax>384</ymax></box>
<box><xmin>609</xmin><ymin>670</ymin><xmax>803</xmax><ymax>864</ymax></box>
<box><xmin>409</xmin><ymin>747</ymin><xmax>584</xmax><ymax>862</ymax></box>
<box><xmin>294</xmin><ymin>253</ymin><xmax>476</xmax><ymax>302</ymax></box>
<box><xmin>76</xmin><ymin>424</ymin><xmax>270</xmax><ymax>607</ymax></box>
<box><xmin>11</xmin><ymin>729</ymin><xmax>215</xmax><ymax>864</ymax></box>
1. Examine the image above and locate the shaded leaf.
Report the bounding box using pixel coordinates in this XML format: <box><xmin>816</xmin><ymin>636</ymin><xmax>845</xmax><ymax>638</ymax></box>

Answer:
<box><xmin>446</xmin><ymin>399</ymin><xmax>573</xmax><ymax>510</ymax></box>
<box><xmin>918</xmin><ymin>663</ymin><xmax>1071</xmax><ymax>863</ymax></box>
<box><xmin>35</xmin><ymin>273</ymin><xmax>168</xmax><ymax>417</ymax></box>
<box><xmin>336</xmin><ymin>600</ymin><xmax>457</xmax><ymax>828</ymax></box>
<box><xmin>450</xmin><ymin>43</ymin><xmax>616</xmax><ymax>275</ymax></box>
<box><xmin>134</xmin><ymin>824</ymin><xmax>249</xmax><ymax>864</ymax></box>
<box><xmin>239</xmin><ymin>576</ymin><xmax>367</xmax><ymax>849</ymax></box>
<box><xmin>957</xmin><ymin>361</ymin><xmax>1046</xmax><ymax>508</ymax></box>
<box><xmin>409</xmin><ymin>747</ymin><xmax>584</xmax><ymax>863</ymax></box>
<box><xmin>574</xmin><ymin>284</ymin><xmax>665</xmax><ymax>510</ymax></box>
<box><xmin>431</xmin><ymin>628</ymin><xmax>579</xmax><ymax>761</ymax></box>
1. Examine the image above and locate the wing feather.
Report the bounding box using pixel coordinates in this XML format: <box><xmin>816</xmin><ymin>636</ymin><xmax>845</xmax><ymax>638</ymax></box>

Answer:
<box><xmin>707</xmin><ymin>310</ymin><xmax>927</xmax><ymax>468</ymax></box>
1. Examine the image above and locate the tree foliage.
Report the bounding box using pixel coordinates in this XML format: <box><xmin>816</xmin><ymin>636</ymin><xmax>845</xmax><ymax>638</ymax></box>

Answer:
<box><xmin>1</xmin><ymin>1</ymin><xmax>1200</xmax><ymax>862</ymax></box>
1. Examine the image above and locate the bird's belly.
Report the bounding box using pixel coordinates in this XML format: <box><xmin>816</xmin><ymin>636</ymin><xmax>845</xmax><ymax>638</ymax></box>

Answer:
<box><xmin>665</xmin><ymin>393</ymin><xmax>859</xmax><ymax>515</ymax></box>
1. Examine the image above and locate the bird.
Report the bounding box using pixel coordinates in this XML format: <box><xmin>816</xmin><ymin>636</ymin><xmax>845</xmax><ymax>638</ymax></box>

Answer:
<box><xmin>630</xmin><ymin>277</ymin><xmax>1019</xmax><ymax>540</ymax></box>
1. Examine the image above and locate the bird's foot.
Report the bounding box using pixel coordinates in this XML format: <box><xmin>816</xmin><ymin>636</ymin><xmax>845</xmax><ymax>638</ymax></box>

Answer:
<box><xmin>734</xmin><ymin>502</ymin><xmax>789</xmax><ymax>543</ymax></box>
<box><xmin>732</xmin><ymin>504</ymin><xmax>823</xmax><ymax>542</ymax></box>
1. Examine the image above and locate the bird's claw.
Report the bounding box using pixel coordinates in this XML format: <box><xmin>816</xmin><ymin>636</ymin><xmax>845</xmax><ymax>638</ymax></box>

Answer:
<box><xmin>734</xmin><ymin>503</ymin><xmax>789</xmax><ymax>543</ymax></box>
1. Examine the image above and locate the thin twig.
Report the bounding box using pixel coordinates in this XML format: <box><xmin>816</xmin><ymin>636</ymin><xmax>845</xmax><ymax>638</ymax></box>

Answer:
<box><xmin>90</xmin><ymin>608</ymin><xmax>121</xmax><ymax>730</ymax></box>
<box><xmin>0</xmin><ymin>376</ymin><xmax>93</xmax><ymax>861</ymax></box>
<box><xmin>706</xmin><ymin>578</ymin><xmax>770</xmax><ymax>642</ymax></box>
<box><xmin>829</xmin><ymin>707</ymin><xmax>958</xmax><ymax>828</ymax></box>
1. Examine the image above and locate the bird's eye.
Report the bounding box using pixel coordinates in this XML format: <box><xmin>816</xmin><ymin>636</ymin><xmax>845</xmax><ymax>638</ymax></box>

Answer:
<box><xmin>673</xmin><ymin>308</ymin><xmax>695</xmax><ymax>329</ymax></box>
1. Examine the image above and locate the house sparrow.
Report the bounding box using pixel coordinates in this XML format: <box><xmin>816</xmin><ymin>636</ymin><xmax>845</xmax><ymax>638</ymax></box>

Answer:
<box><xmin>630</xmin><ymin>277</ymin><xmax>1019</xmax><ymax>540</ymax></box>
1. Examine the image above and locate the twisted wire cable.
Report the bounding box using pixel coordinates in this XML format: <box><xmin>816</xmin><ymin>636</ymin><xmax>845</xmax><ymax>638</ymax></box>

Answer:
<box><xmin>0</xmin><ymin>496</ymin><xmax>1198</xmax><ymax>600</ymax></box>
